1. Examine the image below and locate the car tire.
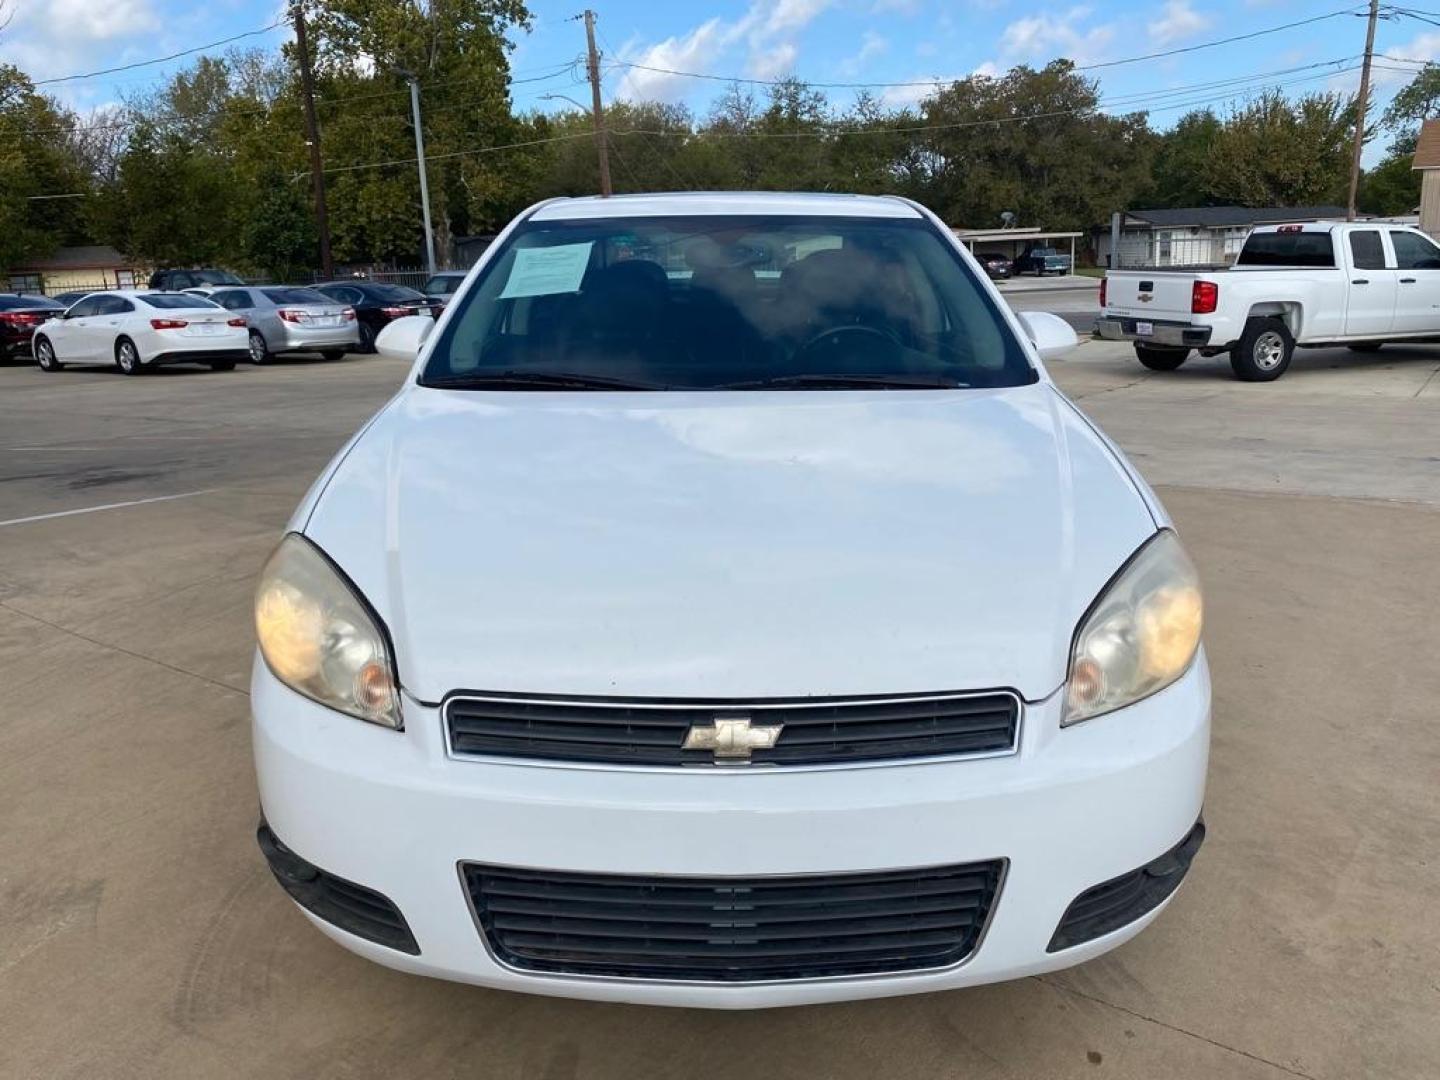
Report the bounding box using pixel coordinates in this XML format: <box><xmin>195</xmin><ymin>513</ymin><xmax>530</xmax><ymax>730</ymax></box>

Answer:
<box><xmin>35</xmin><ymin>337</ymin><xmax>63</xmax><ymax>372</ymax></box>
<box><xmin>248</xmin><ymin>331</ymin><xmax>270</xmax><ymax>365</ymax></box>
<box><xmin>321</xmin><ymin>349</ymin><xmax>347</xmax><ymax>361</ymax></box>
<box><xmin>115</xmin><ymin>337</ymin><xmax>143</xmax><ymax>375</ymax></box>
<box><xmin>1230</xmin><ymin>317</ymin><xmax>1293</xmax><ymax>382</ymax></box>
<box><xmin>358</xmin><ymin>321</ymin><xmax>376</xmax><ymax>354</ymax></box>
<box><xmin>210</xmin><ymin>360</ymin><xmax>236</xmax><ymax>371</ymax></box>
<box><xmin>1347</xmin><ymin>343</ymin><xmax>1383</xmax><ymax>353</ymax></box>
<box><xmin>1135</xmin><ymin>344</ymin><xmax>1190</xmax><ymax>371</ymax></box>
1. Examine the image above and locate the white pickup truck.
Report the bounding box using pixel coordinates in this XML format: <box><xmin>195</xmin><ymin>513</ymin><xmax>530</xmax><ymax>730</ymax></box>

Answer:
<box><xmin>1097</xmin><ymin>221</ymin><xmax>1440</xmax><ymax>380</ymax></box>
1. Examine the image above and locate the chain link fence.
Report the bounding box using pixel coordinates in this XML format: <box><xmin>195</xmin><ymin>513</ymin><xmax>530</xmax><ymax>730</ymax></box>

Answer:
<box><xmin>1110</xmin><ymin>235</ymin><xmax>1235</xmax><ymax>270</ymax></box>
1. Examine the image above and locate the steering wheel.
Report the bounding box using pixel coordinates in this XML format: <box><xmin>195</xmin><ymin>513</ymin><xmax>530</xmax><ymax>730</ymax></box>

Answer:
<box><xmin>792</xmin><ymin>324</ymin><xmax>900</xmax><ymax>367</ymax></box>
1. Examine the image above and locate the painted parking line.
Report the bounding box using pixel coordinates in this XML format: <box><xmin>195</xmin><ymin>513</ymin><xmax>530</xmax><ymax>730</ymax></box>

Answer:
<box><xmin>0</xmin><ymin>489</ymin><xmax>216</xmax><ymax>528</ymax></box>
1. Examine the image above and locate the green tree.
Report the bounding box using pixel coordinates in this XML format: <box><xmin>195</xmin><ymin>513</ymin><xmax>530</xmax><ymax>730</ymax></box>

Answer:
<box><xmin>0</xmin><ymin>65</ymin><xmax>90</xmax><ymax>274</ymax></box>
<box><xmin>1199</xmin><ymin>91</ymin><xmax>1355</xmax><ymax>206</ymax></box>
<box><xmin>1148</xmin><ymin>110</ymin><xmax>1223</xmax><ymax>207</ymax></box>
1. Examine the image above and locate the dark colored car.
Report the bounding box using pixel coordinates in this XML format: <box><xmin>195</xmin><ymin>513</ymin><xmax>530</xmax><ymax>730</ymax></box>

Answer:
<box><xmin>0</xmin><ymin>293</ymin><xmax>64</xmax><ymax>361</ymax></box>
<box><xmin>148</xmin><ymin>268</ymin><xmax>247</xmax><ymax>291</ymax></box>
<box><xmin>50</xmin><ymin>291</ymin><xmax>94</xmax><ymax>309</ymax></box>
<box><xmin>1013</xmin><ymin>246</ymin><xmax>1072</xmax><ymax>276</ymax></box>
<box><xmin>313</xmin><ymin>281</ymin><xmax>437</xmax><ymax>352</ymax></box>
<box><xmin>977</xmin><ymin>253</ymin><xmax>1012</xmax><ymax>280</ymax></box>
<box><xmin>421</xmin><ymin>271</ymin><xmax>467</xmax><ymax>310</ymax></box>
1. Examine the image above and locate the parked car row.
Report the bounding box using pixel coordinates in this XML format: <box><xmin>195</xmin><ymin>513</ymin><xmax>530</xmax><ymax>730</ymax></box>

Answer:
<box><xmin>0</xmin><ymin>275</ymin><xmax>443</xmax><ymax>375</ymax></box>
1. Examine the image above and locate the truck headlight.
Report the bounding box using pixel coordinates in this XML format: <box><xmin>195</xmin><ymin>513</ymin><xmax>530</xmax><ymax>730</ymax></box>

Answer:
<box><xmin>254</xmin><ymin>534</ymin><xmax>401</xmax><ymax>728</ymax></box>
<box><xmin>1063</xmin><ymin>530</ymin><xmax>1202</xmax><ymax>725</ymax></box>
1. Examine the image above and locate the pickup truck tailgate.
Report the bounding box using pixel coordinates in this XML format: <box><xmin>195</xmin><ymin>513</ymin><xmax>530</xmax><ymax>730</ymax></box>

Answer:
<box><xmin>1105</xmin><ymin>272</ymin><xmax>1194</xmax><ymax>320</ymax></box>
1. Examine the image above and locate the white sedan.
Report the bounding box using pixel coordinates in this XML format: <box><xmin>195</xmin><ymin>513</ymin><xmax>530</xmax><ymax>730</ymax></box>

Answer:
<box><xmin>33</xmin><ymin>290</ymin><xmax>249</xmax><ymax>374</ymax></box>
<box><xmin>251</xmin><ymin>191</ymin><xmax>1208</xmax><ymax>1008</ymax></box>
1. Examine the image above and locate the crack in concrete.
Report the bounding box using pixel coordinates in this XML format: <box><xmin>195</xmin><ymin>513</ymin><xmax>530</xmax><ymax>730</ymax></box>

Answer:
<box><xmin>1036</xmin><ymin>976</ymin><xmax>1321</xmax><ymax>1080</ymax></box>
<box><xmin>0</xmin><ymin>599</ymin><xmax>249</xmax><ymax>699</ymax></box>
<box><xmin>1069</xmin><ymin>373</ymin><xmax>1154</xmax><ymax>400</ymax></box>
<box><xmin>1413</xmin><ymin>364</ymin><xmax>1440</xmax><ymax>399</ymax></box>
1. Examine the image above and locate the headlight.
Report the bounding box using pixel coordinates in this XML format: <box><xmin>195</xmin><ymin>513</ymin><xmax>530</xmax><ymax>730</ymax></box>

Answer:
<box><xmin>254</xmin><ymin>534</ymin><xmax>401</xmax><ymax>728</ymax></box>
<box><xmin>1063</xmin><ymin>530</ymin><xmax>1202</xmax><ymax>725</ymax></box>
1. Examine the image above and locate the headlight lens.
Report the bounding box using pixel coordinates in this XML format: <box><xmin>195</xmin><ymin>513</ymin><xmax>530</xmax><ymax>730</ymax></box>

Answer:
<box><xmin>254</xmin><ymin>534</ymin><xmax>401</xmax><ymax>728</ymax></box>
<box><xmin>1063</xmin><ymin>530</ymin><xmax>1202</xmax><ymax>725</ymax></box>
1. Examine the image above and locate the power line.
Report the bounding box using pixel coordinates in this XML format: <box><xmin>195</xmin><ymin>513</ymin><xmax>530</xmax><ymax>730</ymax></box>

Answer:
<box><xmin>31</xmin><ymin>19</ymin><xmax>287</xmax><ymax>87</ymax></box>
<box><xmin>311</xmin><ymin>62</ymin><xmax>1365</xmax><ymax>179</ymax></box>
<box><xmin>604</xmin><ymin>5</ymin><xmax>1368</xmax><ymax>91</ymax></box>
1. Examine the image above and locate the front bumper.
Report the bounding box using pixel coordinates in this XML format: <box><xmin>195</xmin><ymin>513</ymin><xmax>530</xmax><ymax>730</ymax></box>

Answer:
<box><xmin>1095</xmin><ymin>317</ymin><xmax>1214</xmax><ymax>349</ymax></box>
<box><xmin>252</xmin><ymin>657</ymin><xmax>1210</xmax><ymax>1008</ymax></box>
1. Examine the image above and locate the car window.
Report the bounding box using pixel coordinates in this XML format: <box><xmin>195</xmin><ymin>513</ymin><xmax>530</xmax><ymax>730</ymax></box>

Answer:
<box><xmin>0</xmin><ymin>295</ymin><xmax>61</xmax><ymax>311</ymax></box>
<box><xmin>423</xmin><ymin>275</ymin><xmax>463</xmax><ymax>295</ymax></box>
<box><xmin>1389</xmin><ymin>230</ymin><xmax>1440</xmax><ymax>270</ymax></box>
<box><xmin>368</xmin><ymin>284</ymin><xmax>426</xmax><ymax>302</ymax></box>
<box><xmin>214</xmin><ymin>290</ymin><xmax>254</xmax><ymax>310</ymax></box>
<box><xmin>1236</xmin><ymin>231</ymin><xmax>1336</xmax><ymax>268</ymax></box>
<box><xmin>261</xmin><ymin>287</ymin><xmax>330</xmax><ymax>305</ymax></box>
<box><xmin>1349</xmin><ymin>230</ymin><xmax>1386</xmax><ymax>270</ymax></box>
<box><xmin>422</xmin><ymin>214</ymin><xmax>1034</xmax><ymax>390</ymax></box>
<box><xmin>67</xmin><ymin>297</ymin><xmax>100</xmax><ymax>318</ymax></box>
<box><xmin>139</xmin><ymin>293</ymin><xmax>220</xmax><ymax>309</ymax></box>
<box><xmin>324</xmin><ymin>286</ymin><xmax>361</xmax><ymax>304</ymax></box>
<box><xmin>194</xmin><ymin>269</ymin><xmax>246</xmax><ymax>285</ymax></box>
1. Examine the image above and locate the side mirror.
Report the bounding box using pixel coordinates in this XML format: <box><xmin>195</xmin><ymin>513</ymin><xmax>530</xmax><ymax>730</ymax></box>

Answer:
<box><xmin>375</xmin><ymin>314</ymin><xmax>433</xmax><ymax>361</ymax></box>
<box><xmin>1016</xmin><ymin>311</ymin><xmax>1079</xmax><ymax>360</ymax></box>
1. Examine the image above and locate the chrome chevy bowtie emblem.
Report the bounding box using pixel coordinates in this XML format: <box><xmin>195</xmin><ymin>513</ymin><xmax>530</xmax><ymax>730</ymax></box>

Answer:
<box><xmin>682</xmin><ymin>715</ymin><xmax>783</xmax><ymax>762</ymax></box>
<box><xmin>1137</xmin><ymin>292</ymin><xmax>1154</xmax><ymax>303</ymax></box>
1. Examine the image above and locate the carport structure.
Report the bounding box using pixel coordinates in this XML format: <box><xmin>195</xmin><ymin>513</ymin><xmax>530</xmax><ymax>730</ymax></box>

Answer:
<box><xmin>952</xmin><ymin>226</ymin><xmax>1082</xmax><ymax>269</ymax></box>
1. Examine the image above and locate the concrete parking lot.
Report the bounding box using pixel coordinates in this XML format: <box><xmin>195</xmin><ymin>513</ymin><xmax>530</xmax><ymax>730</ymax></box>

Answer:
<box><xmin>1</xmin><ymin>339</ymin><xmax>1437</xmax><ymax>1079</ymax></box>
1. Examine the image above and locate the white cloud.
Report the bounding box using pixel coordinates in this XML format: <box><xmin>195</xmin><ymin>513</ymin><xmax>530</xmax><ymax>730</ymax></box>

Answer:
<box><xmin>1000</xmin><ymin>6</ymin><xmax>1115</xmax><ymax>65</ymax></box>
<box><xmin>749</xmin><ymin>42</ymin><xmax>798</xmax><ymax>80</ymax></box>
<box><xmin>611</xmin><ymin>18</ymin><xmax>735</xmax><ymax>104</ymax></box>
<box><xmin>762</xmin><ymin>0</ymin><xmax>832</xmax><ymax>36</ymax></box>
<box><xmin>1147</xmin><ymin>1</ymin><xmax>1210</xmax><ymax>46</ymax></box>
<box><xmin>611</xmin><ymin>0</ymin><xmax>839</xmax><ymax>104</ymax></box>
<box><xmin>1373</xmin><ymin>32</ymin><xmax>1440</xmax><ymax>88</ymax></box>
<box><xmin>839</xmin><ymin>31</ymin><xmax>888</xmax><ymax>76</ymax></box>
<box><xmin>972</xmin><ymin>60</ymin><xmax>1001</xmax><ymax>79</ymax></box>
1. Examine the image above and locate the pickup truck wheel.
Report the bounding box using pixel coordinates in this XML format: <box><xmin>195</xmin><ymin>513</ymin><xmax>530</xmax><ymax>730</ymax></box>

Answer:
<box><xmin>1231</xmin><ymin>317</ymin><xmax>1293</xmax><ymax>381</ymax></box>
<box><xmin>1134</xmin><ymin>344</ymin><xmax>1190</xmax><ymax>371</ymax></box>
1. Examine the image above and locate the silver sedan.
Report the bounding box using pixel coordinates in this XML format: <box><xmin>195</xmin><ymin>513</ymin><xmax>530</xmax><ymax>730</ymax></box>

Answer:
<box><xmin>192</xmin><ymin>286</ymin><xmax>361</xmax><ymax>364</ymax></box>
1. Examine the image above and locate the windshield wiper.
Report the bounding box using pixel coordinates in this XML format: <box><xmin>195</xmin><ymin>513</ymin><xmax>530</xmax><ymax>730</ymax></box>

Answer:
<box><xmin>719</xmin><ymin>372</ymin><xmax>967</xmax><ymax>390</ymax></box>
<box><xmin>422</xmin><ymin>370</ymin><xmax>672</xmax><ymax>391</ymax></box>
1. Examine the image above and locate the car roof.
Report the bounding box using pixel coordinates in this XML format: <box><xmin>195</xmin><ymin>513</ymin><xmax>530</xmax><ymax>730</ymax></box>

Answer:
<box><xmin>527</xmin><ymin>191</ymin><xmax>923</xmax><ymax>222</ymax></box>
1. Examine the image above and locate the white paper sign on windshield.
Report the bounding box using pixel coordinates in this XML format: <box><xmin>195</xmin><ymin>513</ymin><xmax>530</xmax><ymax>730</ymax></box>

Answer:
<box><xmin>498</xmin><ymin>242</ymin><xmax>594</xmax><ymax>299</ymax></box>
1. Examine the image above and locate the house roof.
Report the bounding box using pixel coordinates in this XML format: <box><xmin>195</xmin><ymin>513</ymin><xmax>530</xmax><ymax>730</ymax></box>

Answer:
<box><xmin>1123</xmin><ymin>206</ymin><xmax>1350</xmax><ymax>228</ymax></box>
<box><xmin>1412</xmin><ymin>119</ymin><xmax>1440</xmax><ymax>170</ymax></box>
<box><xmin>10</xmin><ymin>245</ymin><xmax>135</xmax><ymax>272</ymax></box>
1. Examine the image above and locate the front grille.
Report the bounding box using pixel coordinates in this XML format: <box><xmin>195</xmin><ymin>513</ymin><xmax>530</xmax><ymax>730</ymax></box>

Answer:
<box><xmin>464</xmin><ymin>861</ymin><xmax>1004</xmax><ymax>982</ymax></box>
<box><xmin>445</xmin><ymin>691</ymin><xmax>1019</xmax><ymax>767</ymax></box>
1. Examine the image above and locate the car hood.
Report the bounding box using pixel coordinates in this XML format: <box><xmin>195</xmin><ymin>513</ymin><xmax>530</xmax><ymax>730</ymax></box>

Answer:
<box><xmin>302</xmin><ymin>384</ymin><xmax>1157</xmax><ymax>703</ymax></box>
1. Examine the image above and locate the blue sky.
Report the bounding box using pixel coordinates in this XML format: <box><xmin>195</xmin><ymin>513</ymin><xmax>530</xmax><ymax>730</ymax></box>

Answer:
<box><xmin>4</xmin><ymin>0</ymin><xmax>1439</xmax><ymax>160</ymax></box>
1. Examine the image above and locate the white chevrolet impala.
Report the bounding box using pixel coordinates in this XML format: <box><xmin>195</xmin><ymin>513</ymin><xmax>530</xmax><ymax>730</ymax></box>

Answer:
<box><xmin>251</xmin><ymin>192</ymin><xmax>1208</xmax><ymax>1008</ymax></box>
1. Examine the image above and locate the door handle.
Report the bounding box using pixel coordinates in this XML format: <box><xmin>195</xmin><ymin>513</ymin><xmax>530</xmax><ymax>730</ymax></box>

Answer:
<box><xmin>1401</xmin><ymin>277</ymin><xmax>1417</xmax><ymax>284</ymax></box>
<box><xmin>1352</xmin><ymin>278</ymin><xmax>1369</xmax><ymax>285</ymax></box>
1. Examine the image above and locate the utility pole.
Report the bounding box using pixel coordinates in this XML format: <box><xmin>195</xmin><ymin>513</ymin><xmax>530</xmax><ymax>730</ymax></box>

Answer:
<box><xmin>582</xmin><ymin>10</ymin><xmax>612</xmax><ymax>197</ymax></box>
<box><xmin>292</xmin><ymin>0</ymin><xmax>334</xmax><ymax>278</ymax></box>
<box><xmin>1347</xmin><ymin>0</ymin><xmax>1381</xmax><ymax>221</ymax></box>
<box><xmin>407</xmin><ymin>77</ymin><xmax>438</xmax><ymax>276</ymax></box>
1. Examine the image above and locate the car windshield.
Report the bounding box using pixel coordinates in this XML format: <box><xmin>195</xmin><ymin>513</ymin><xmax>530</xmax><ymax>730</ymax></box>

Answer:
<box><xmin>194</xmin><ymin>270</ymin><xmax>245</xmax><ymax>285</ymax></box>
<box><xmin>420</xmin><ymin>215</ymin><xmax>1034</xmax><ymax>390</ymax></box>
<box><xmin>140</xmin><ymin>293</ymin><xmax>220</xmax><ymax>309</ymax></box>
<box><xmin>262</xmin><ymin>287</ymin><xmax>331</xmax><ymax>305</ymax></box>
<box><xmin>423</xmin><ymin>275</ymin><xmax>463</xmax><ymax>294</ymax></box>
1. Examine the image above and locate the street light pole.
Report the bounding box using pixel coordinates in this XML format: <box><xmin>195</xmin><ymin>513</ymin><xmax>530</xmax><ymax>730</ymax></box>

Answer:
<box><xmin>407</xmin><ymin>77</ymin><xmax>438</xmax><ymax>276</ymax></box>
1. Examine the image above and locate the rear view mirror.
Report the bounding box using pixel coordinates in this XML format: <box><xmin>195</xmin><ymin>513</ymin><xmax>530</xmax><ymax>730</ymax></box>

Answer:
<box><xmin>375</xmin><ymin>315</ymin><xmax>433</xmax><ymax>362</ymax></box>
<box><xmin>1016</xmin><ymin>311</ymin><xmax>1079</xmax><ymax>360</ymax></box>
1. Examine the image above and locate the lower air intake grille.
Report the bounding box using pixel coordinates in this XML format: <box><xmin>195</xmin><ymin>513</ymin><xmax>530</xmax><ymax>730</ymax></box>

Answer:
<box><xmin>463</xmin><ymin>860</ymin><xmax>1004</xmax><ymax>982</ymax></box>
